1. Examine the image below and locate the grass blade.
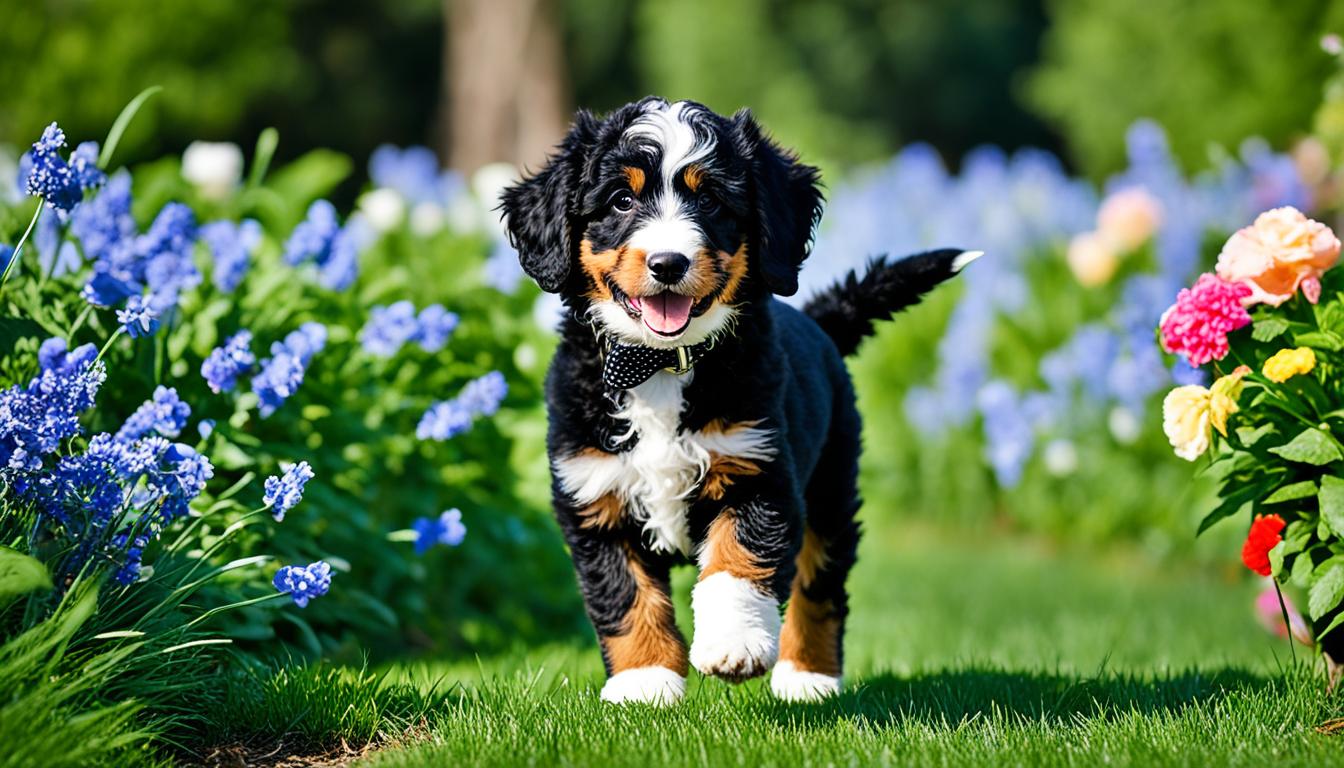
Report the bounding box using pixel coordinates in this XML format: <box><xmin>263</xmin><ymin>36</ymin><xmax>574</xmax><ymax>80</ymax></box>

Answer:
<box><xmin>248</xmin><ymin>127</ymin><xmax>280</xmax><ymax>189</ymax></box>
<box><xmin>98</xmin><ymin>85</ymin><xmax>163</xmax><ymax>169</ymax></box>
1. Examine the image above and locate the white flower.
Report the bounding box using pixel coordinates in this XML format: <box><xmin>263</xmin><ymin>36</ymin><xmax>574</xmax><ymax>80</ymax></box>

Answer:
<box><xmin>410</xmin><ymin>201</ymin><xmax>446</xmax><ymax>237</ymax></box>
<box><xmin>1042</xmin><ymin>439</ymin><xmax>1078</xmax><ymax>477</ymax></box>
<box><xmin>359</xmin><ymin>188</ymin><xmax>406</xmax><ymax>233</ymax></box>
<box><xmin>1107</xmin><ymin>406</ymin><xmax>1141</xmax><ymax>445</ymax></box>
<box><xmin>181</xmin><ymin>141</ymin><xmax>243</xmax><ymax>200</ymax></box>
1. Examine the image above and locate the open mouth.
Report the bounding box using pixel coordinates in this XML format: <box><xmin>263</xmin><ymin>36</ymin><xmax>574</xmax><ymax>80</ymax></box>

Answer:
<box><xmin>610</xmin><ymin>283</ymin><xmax>698</xmax><ymax>337</ymax></box>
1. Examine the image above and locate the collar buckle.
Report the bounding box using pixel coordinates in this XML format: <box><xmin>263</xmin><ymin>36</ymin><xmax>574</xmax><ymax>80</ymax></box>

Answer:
<box><xmin>665</xmin><ymin>345</ymin><xmax>694</xmax><ymax>375</ymax></box>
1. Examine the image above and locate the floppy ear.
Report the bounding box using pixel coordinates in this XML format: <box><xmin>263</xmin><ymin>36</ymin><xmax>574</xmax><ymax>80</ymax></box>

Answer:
<box><xmin>500</xmin><ymin>112</ymin><xmax>600</xmax><ymax>293</ymax></box>
<box><xmin>733</xmin><ymin>110</ymin><xmax>823</xmax><ymax>296</ymax></box>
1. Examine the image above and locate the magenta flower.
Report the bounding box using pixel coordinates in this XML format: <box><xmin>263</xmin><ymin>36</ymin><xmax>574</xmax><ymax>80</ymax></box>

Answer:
<box><xmin>1159</xmin><ymin>273</ymin><xmax>1252</xmax><ymax>367</ymax></box>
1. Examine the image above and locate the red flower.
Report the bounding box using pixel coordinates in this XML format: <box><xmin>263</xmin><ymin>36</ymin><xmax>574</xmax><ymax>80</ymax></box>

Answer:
<box><xmin>1241</xmin><ymin>514</ymin><xmax>1286</xmax><ymax>577</ymax></box>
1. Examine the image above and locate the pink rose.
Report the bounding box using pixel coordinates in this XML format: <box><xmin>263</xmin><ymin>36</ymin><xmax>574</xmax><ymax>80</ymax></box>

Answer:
<box><xmin>1215</xmin><ymin>206</ymin><xmax>1341</xmax><ymax>307</ymax></box>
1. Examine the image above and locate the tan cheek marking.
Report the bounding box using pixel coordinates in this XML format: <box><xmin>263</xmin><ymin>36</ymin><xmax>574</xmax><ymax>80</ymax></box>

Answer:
<box><xmin>579</xmin><ymin>239</ymin><xmax>620</xmax><ymax>301</ymax></box>
<box><xmin>579</xmin><ymin>492</ymin><xmax>625</xmax><ymax>530</ymax></box>
<box><xmin>682</xmin><ymin>248</ymin><xmax>720</xmax><ymax>299</ymax></box>
<box><xmin>601</xmin><ymin>545</ymin><xmax>688</xmax><ymax>674</ymax></box>
<box><xmin>683</xmin><ymin>164</ymin><xmax>705</xmax><ymax>192</ymax></box>
<box><xmin>779</xmin><ymin>529</ymin><xmax>841</xmax><ymax>676</ymax></box>
<box><xmin>611</xmin><ymin>247</ymin><xmax>649</xmax><ymax>297</ymax></box>
<box><xmin>717</xmin><ymin>241</ymin><xmax>749</xmax><ymax>305</ymax></box>
<box><xmin>698</xmin><ymin>512</ymin><xmax>773</xmax><ymax>583</ymax></box>
<box><xmin>623</xmin><ymin>167</ymin><xmax>645</xmax><ymax>196</ymax></box>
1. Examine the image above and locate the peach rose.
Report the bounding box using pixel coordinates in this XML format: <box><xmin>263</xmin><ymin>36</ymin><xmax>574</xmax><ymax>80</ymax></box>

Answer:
<box><xmin>1066</xmin><ymin>231</ymin><xmax>1118</xmax><ymax>287</ymax></box>
<box><xmin>1097</xmin><ymin>187</ymin><xmax>1162</xmax><ymax>252</ymax></box>
<box><xmin>1215</xmin><ymin>206</ymin><xmax>1341</xmax><ymax>307</ymax></box>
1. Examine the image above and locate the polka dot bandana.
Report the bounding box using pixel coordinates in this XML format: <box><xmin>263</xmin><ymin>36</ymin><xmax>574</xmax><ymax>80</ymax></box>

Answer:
<box><xmin>601</xmin><ymin>339</ymin><xmax>715</xmax><ymax>389</ymax></box>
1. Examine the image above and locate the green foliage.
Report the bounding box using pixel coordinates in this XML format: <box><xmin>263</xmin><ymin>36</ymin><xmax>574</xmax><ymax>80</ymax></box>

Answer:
<box><xmin>1029</xmin><ymin>0</ymin><xmax>1344</xmax><ymax>177</ymax></box>
<box><xmin>629</xmin><ymin>0</ymin><xmax>1052</xmax><ymax>171</ymax></box>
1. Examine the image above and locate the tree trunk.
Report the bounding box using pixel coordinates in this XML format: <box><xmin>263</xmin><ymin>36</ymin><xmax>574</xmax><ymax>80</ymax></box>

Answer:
<box><xmin>440</xmin><ymin>0</ymin><xmax>570</xmax><ymax>176</ymax></box>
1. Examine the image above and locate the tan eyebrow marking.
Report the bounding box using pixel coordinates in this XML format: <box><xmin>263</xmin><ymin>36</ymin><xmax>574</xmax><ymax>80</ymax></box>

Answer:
<box><xmin>623</xmin><ymin>167</ymin><xmax>645</xmax><ymax>196</ymax></box>
<box><xmin>683</xmin><ymin>164</ymin><xmax>705</xmax><ymax>192</ymax></box>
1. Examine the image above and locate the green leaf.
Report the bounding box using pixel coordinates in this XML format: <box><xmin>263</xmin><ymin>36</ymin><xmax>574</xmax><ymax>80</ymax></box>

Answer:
<box><xmin>1318</xmin><ymin>610</ymin><xmax>1344</xmax><ymax>643</ymax></box>
<box><xmin>1269</xmin><ymin>428</ymin><xmax>1343</xmax><ymax>466</ymax></box>
<box><xmin>1235</xmin><ymin>423</ymin><xmax>1277</xmax><ymax>448</ymax></box>
<box><xmin>99</xmin><ymin>85</ymin><xmax>162</xmax><ymax>169</ymax></box>
<box><xmin>1268</xmin><ymin>540</ymin><xmax>1287</xmax><ymax>578</ymax></box>
<box><xmin>247</xmin><ymin>127</ymin><xmax>279</xmax><ymax>189</ymax></box>
<box><xmin>1282</xmin><ymin>520</ymin><xmax>1312</xmax><ymax>555</ymax></box>
<box><xmin>1293</xmin><ymin>331</ymin><xmax>1344</xmax><ymax>351</ymax></box>
<box><xmin>1252</xmin><ymin>316</ymin><xmax>1291</xmax><ymax>342</ymax></box>
<box><xmin>1264</xmin><ymin>480</ymin><xmax>1317</xmax><ymax>503</ymax></box>
<box><xmin>0</xmin><ymin>546</ymin><xmax>51</xmax><ymax>606</ymax></box>
<box><xmin>1310</xmin><ymin>564</ymin><xmax>1344</xmax><ymax>621</ymax></box>
<box><xmin>1292</xmin><ymin>549</ymin><xmax>1317</xmax><ymax>588</ymax></box>
<box><xmin>1321</xmin><ymin>475</ymin><xmax>1344</xmax><ymax>535</ymax></box>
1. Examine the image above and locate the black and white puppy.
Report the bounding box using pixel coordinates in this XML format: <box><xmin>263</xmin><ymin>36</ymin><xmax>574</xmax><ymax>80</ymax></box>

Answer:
<box><xmin>501</xmin><ymin>97</ymin><xmax>978</xmax><ymax>705</ymax></box>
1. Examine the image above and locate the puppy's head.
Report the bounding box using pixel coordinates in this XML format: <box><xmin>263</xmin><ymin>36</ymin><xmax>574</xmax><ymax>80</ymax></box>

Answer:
<box><xmin>501</xmin><ymin>97</ymin><xmax>823</xmax><ymax>347</ymax></box>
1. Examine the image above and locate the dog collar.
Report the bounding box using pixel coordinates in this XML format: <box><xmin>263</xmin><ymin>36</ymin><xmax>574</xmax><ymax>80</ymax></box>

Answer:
<box><xmin>600</xmin><ymin>337</ymin><xmax>716</xmax><ymax>389</ymax></box>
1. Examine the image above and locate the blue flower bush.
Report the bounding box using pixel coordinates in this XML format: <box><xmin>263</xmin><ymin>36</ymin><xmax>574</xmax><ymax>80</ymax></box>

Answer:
<box><xmin>0</xmin><ymin>93</ymin><xmax>579</xmax><ymax>762</ymax></box>
<box><xmin>818</xmin><ymin>122</ymin><xmax>1314</xmax><ymax>548</ymax></box>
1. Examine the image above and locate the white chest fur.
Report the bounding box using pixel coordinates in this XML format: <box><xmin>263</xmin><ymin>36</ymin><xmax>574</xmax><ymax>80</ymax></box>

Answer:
<box><xmin>553</xmin><ymin>371</ymin><xmax>776</xmax><ymax>555</ymax></box>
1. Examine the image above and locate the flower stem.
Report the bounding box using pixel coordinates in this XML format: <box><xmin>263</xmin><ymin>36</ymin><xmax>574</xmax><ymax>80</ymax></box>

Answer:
<box><xmin>184</xmin><ymin>591</ymin><xmax>287</xmax><ymax>630</ymax></box>
<box><xmin>96</xmin><ymin>326</ymin><xmax>125</xmax><ymax>364</ymax></box>
<box><xmin>0</xmin><ymin>203</ymin><xmax>44</xmax><ymax>299</ymax></box>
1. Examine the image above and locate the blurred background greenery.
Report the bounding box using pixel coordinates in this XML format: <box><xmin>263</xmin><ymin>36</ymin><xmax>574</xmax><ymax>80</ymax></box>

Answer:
<box><xmin>3</xmin><ymin>0</ymin><xmax>1339</xmax><ymax>185</ymax></box>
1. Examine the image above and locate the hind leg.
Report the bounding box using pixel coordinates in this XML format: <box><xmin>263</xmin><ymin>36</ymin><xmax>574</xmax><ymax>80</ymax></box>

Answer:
<box><xmin>771</xmin><ymin>421</ymin><xmax>860</xmax><ymax>701</ymax></box>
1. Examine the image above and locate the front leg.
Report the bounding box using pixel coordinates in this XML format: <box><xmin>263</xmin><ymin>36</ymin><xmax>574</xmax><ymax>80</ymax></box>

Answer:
<box><xmin>552</xmin><ymin>461</ymin><xmax>688</xmax><ymax>705</ymax></box>
<box><xmin>689</xmin><ymin>497</ymin><xmax>798</xmax><ymax>682</ymax></box>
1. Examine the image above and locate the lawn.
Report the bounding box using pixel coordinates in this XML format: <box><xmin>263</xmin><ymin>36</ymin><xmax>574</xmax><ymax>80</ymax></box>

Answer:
<box><xmin>208</xmin><ymin>518</ymin><xmax>1344</xmax><ymax>767</ymax></box>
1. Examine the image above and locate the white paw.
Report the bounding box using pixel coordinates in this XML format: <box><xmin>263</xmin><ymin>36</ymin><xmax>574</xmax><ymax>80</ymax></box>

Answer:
<box><xmin>770</xmin><ymin>660</ymin><xmax>841</xmax><ymax>702</ymax></box>
<box><xmin>600</xmin><ymin>666</ymin><xmax>686</xmax><ymax>705</ymax></box>
<box><xmin>689</xmin><ymin>572</ymin><xmax>780</xmax><ymax>681</ymax></box>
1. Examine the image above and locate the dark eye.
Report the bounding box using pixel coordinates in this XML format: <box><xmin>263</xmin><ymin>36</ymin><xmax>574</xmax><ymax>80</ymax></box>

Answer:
<box><xmin>612</xmin><ymin>190</ymin><xmax>636</xmax><ymax>213</ymax></box>
<box><xmin>696</xmin><ymin>193</ymin><xmax>719</xmax><ymax>214</ymax></box>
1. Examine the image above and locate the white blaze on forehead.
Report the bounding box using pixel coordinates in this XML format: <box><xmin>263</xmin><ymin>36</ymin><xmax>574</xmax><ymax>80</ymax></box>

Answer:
<box><xmin>625</xmin><ymin>100</ymin><xmax>716</xmax><ymax>191</ymax></box>
<box><xmin>625</xmin><ymin>101</ymin><xmax>714</xmax><ymax>257</ymax></box>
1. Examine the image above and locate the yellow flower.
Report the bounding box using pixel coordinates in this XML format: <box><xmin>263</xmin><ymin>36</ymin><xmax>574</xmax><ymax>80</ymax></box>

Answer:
<box><xmin>1163</xmin><ymin>385</ymin><xmax>1212</xmax><ymax>461</ymax></box>
<box><xmin>1262</xmin><ymin>347</ymin><xmax>1316</xmax><ymax>383</ymax></box>
<box><xmin>1209</xmin><ymin>366</ymin><xmax>1249</xmax><ymax>436</ymax></box>
<box><xmin>1162</xmin><ymin>367</ymin><xmax>1250</xmax><ymax>461</ymax></box>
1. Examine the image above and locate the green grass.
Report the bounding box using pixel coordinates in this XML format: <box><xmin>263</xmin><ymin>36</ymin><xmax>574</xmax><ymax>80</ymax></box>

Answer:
<box><xmin>207</xmin><ymin>520</ymin><xmax>1344</xmax><ymax>767</ymax></box>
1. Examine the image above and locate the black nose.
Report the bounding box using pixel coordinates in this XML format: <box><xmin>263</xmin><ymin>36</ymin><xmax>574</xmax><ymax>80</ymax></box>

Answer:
<box><xmin>647</xmin><ymin>251</ymin><xmax>690</xmax><ymax>284</ymax></box>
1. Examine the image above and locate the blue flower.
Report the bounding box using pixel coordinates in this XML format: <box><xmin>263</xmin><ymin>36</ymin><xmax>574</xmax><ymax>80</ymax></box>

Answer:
<box><xmin>251</xmin><ymin>323</ymin><xmax>326</xmax><ymax>417</ymax></box>
<box><xmin>273</xmin><ymin>561</ymin><xmax>332</xmax><ymax>608</ymax></box>
<box><xmin>415</xmin><ymin>304</ymin><xmax>458</xmax><ymax>353</ymax></box>
<box><xmin>71</xmin><ymin>171</ymin><xmax>136</xmax><ymax>263</ymax></box>
<box><xmin>368</xmin><ymin>145</ymin><xmax>443</xmax><ymax>205</ymax></box>
<box><xmin>252</xmin><ymin>352</ymin><xmax>305</xmax><ymax>418</ymax></box>
<box><xmin>201</xmin><ymin>219</ymin><xmax>261</xmax><ymax>292</ymax></box>
<box><xmin>977</xmin><ymin>380</ymin><xmax>1034</xmax><ymax>488</ymax></box>
<box><xmin>0</xmin><ymin>244</ymin><xmax>12</xmax><ymax>274</ymax></box>
<box><xmin>283</xmin><ymin>200</ymin><xmax>365</xmax><ymax>290</ymax></box>
<box><xmin>136</xmin><ymin>203</ymin><xmax>199</xmax><ymax>312</ymax></box>
<box><xmin>360</xmin><ymin>301</ymin><xmax>420</xmax><ymax>357</ymax></box>
<box><xmin>116</xmin><ymin>294</ymin><xmax>161</xmax><ymax>338</ymax></box>
<box><xmin>283</xmin><ymin>200</ymin><xmax>340</xmax><ymax>267</ymax></box>
<box><xmin>116</xmin><ymin>386</ymin><xmax>191</xmax><ymax>443</ymax></box>
<box><xmin>22</xmin><ymin>123</ymin><xmax>103</xmax><ymax>212</ymax></box>
<box><xmin>34</xmin><ymin>211</ymin><xmax>82</xmax><ymax>278</ymax></box>
<box><xmin>201</xmin><ymin>330</ymin><xmax>256</xmax><ymax>393</ymax></box>
<box><xmin>197</xmin><ymin>419</ymin><xmax>216</xmax><ymax>440</ymax></box>
<box><xmin>412</xmin><ymin>508</ymin><xmax>467</xmax><ymax>554</ymax></box>
<box><xmin>264</xmin><ymin>460</ymin><xmax>314</xmax><ymax>521</ymax></box>
<box><xmin>112</xmin><ymin>533</ymin><xmax>148</xmax><ymax>586</ymax></box>
<box><xmin>0</xmin><ymin>341</ymin><xmax>105</xmax><ymax>471</ymax></box>
<box><xmin>416</xmin><ymin>400</ymin><xmax>474</xmax><ymax>441</ymax></box>
<box><xmin>417</xmin><ymin>371</ymin><xmax>507</xmax><ymax>440</ymax></box>
<box><xmin>457</xmin><ymin>371</ymin><xmax>507</xmax><ymax>417</ymax></box>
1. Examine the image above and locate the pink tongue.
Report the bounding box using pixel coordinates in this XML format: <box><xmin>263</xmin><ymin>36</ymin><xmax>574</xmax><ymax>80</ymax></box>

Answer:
<box><xmin>641</xmin><ymin>292</ymin><xmax>694</xmax><ymax>334</ymax></box>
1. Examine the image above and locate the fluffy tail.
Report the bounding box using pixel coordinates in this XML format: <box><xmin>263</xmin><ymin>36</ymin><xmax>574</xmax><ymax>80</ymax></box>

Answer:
<box><xmin>803</xmin><ymin>248</ymin><xmax>982</xmax><ymax>356</ymax></box>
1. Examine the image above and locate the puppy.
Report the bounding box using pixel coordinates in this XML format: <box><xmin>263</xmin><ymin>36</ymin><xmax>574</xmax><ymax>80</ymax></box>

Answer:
<box><xmin>501</xmin><ymin>97</ymin><xmax>977</xmax><ymax>705</ymax></box>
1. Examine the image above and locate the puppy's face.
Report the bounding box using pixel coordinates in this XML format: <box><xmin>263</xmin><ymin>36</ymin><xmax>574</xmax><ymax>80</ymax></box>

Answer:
<box><xmin>502</xmin><ymin>98</ymin><xmax>822</xmax><ymax>349</ymax></box>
